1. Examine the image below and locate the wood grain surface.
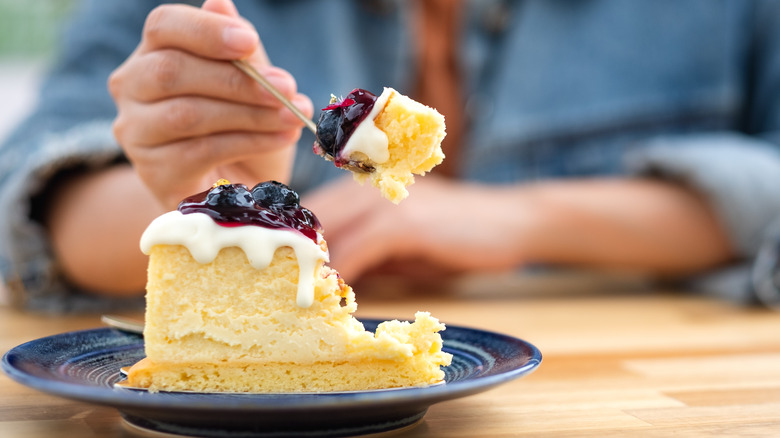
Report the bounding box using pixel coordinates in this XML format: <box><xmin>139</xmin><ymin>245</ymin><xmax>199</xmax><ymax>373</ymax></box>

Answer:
<box><xmin>2</xmin><ymin>284</ymin><xmax>780</xmax><ymax>437</ymax></box>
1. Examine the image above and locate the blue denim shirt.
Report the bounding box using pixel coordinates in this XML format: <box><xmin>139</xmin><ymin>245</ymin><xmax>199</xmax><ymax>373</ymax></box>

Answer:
<box><xmin>3</xmin><ymin>0</ymin><xmax>780</xmax><ymax>311</ymax></box>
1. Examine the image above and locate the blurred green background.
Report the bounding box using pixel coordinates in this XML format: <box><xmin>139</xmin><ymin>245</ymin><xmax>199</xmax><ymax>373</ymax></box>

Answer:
<box><xmin>0</xmin><ymin>0</ymin><xmax>80</xmax><ymax>59</ymax></box>
<box><xmin>0</xmin><ymin>1</ymin><xmax>82</xmax><ymax>144</ymax></box>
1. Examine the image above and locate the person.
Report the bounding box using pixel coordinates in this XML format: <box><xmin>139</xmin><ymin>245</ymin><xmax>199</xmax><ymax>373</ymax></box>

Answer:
<box><xmin>2</xmin><ymin>0</ymin><xmax>780</xmax><ymax>312</ymax></box>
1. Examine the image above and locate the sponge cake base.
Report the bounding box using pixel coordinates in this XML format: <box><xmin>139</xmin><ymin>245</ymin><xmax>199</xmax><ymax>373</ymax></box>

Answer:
<box><xmin>127</xmin><ymin>357</ymin><xmax>445</xmax><ymax>393</ymax></box>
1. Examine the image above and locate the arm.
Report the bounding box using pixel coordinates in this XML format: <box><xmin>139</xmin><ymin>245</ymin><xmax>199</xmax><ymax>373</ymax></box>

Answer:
<box><xmin>46</xmin><ymin>165</ymin><xmax>159</xmax><ymax>295</ymax></box>
<box><xmin>303</xmin><ymin>175</ymin><xmax>735</xmax><ymax>282</ymax></box>
<box><xmin>515</xmin><ymin>178</ymin><xmax>733</xmax><ymax>274</ymax></box>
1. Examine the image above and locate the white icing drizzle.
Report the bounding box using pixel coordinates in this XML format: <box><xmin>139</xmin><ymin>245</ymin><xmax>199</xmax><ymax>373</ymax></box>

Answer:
<box><xmin>341</xmin><ymin>87</ymin><xmax>393</xmax><ymax>164</ymax></box>
<box><xmin>140</xmin><ymin>211</ymin><xmax>328</xmax><ymax>308</ymax></box>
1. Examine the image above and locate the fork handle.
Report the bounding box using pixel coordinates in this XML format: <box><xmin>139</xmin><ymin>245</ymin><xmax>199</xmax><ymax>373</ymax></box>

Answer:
<box><xmin>232</xmin><ymin>60</ymin><xmax>317</xmax><ymax>134</ymax></box>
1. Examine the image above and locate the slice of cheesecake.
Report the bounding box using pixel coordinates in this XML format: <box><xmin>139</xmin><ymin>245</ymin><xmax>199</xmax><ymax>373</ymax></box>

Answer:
<box><xmin>125</xmin><ymin>180</ymin><xmax>451</xmax><ymax>392</ymax></box>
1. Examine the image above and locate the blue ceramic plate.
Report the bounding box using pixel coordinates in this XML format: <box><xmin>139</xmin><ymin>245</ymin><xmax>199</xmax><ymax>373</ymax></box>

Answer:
<box><xmin>2</xmin><ymin>320</ymin><xmax>541</xmax><ymax>438</ymax></box>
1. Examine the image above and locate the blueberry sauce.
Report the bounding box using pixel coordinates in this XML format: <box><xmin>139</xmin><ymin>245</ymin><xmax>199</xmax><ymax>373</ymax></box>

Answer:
<box><xmin>177</xmin><ymin>181</ymin><xmax>322</xmax><ymax>243</ymax></box>
<box><xmin>314</xmin><ymin>88</ymin><xmax>378</xmax><ymax>169</ymax></box>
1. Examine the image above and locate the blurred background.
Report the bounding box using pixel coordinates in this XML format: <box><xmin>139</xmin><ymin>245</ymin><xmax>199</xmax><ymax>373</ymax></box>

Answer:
<box><xmin>0</xmin><ymin>0</ymin><xmax>80</xmax><ymax>304</ymax></box>
<box><xmin>0</xmin><ymin>0</ymin><xmax>80</xmax><ymax>144</ymax></box>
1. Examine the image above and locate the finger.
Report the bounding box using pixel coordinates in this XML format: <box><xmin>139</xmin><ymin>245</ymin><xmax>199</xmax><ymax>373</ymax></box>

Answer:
<box><xmin>201</xmin><ymin>0</ymin><xmax>239</xmax><ymax>16</ymax></box>
<box><xmin>200</xmin><ymin>0</ymin><xmax>270</xmax><ymax>65</ymax></box>
<box><xmin>140</xmin><ymin>3</ymin><xmax>259</xmax><ymax>60</ymax></box>
<box><xmin>117</xmin><ymin>49</ymin><xmax>299</xmax><ymax>105</ymax></box>
<box><xmin>127</xmin><ymin>130</ymin><xmax>301</xmax><ymax>188</ymax></box>
<box><xmin>282</xmin><ymin>93</ymin><xmax>315</xmax><ymax>126</ymax></box>
<box><xmin>115</xmin><ymin>96</ymin><xmax>307</xmax><ymax>146</ymax></box>
<box><xmin>214</xmin><ymin>145</ymin><xmax>296</xmax><ymax>186</ymax></box>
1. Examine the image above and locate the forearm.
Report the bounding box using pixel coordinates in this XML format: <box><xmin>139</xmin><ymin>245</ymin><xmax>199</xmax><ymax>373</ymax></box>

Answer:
<box><xmin>517</xmin><ymin>178</ymin><xmax>736</xmax><ymax>276</ymax></box>
<box><xmin>47</xmin><ymin>164</ymin><xmax>165</xmax><ymax>296</ymax></box>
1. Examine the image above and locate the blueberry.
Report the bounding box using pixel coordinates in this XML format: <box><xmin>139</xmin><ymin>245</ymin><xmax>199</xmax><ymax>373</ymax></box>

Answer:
<box><xmin>251</xmin><ymin>181</ymin><xmax>300</xmax><ymax>207</ymax></box>
<box><xmin>315</xmin><ymin>110</ymin><xmax>343</xmax><ymax>157</ymax></box>
<box><xmin>314</xmin><ymin>89</ymin><xmax>379</xmax><ymax>162</ymax></box>
<box><xmin>204</xmin><ymin>183</ymin><xmax>255</xmax><ymax>209</ymax></box>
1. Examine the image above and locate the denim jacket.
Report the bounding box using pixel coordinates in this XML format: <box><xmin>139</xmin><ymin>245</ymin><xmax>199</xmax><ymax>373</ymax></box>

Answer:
<box><xmin>3</xmin><ymin>0</ymin><xmax>780</xmax><ymax>311</ymax></box>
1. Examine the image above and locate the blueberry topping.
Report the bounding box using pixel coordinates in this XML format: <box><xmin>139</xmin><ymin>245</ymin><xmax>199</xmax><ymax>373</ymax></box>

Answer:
<box><xmin>314</xmin><ymin>110</ymin><xmax>342</xmax><ymax>158</ymax></box>
<box><xmin>314</xmin><ymin>89</ymin><xmax>379</xmax><ymax>170</ymax></box>
<box><xmin>204</xmin><ymin>183</ymin><xmax>255</xmax><ymax>209</ymax></box>
<box><xmin>178</xmin><ymin>180</ymin><xmax>322</xmax><ymax>242</ymax></box>
<box><xmin>251</xmin><ymin>180</ymin><xmax>300</xmax><ymax>208</ymax></box>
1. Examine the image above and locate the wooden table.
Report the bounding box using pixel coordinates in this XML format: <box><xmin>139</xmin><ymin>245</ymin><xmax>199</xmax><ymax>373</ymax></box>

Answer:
<box><xmin>2</xmin><ymin>280</ymin><xmax>780</xmax><ymax>437</ymax></box>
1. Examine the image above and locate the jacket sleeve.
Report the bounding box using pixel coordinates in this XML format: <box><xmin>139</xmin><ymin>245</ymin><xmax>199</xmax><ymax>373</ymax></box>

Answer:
<box><xmin>625</xmin><ymin>1</ymin><xmax>780</xmax><ymax>306</ymax></box>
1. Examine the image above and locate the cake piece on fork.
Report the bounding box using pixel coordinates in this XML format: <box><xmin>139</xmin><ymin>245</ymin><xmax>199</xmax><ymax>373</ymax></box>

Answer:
<box><xmin>313</xmin><ymin>88</ymin><xmax>446</xmax><ymax>203</ymax></box>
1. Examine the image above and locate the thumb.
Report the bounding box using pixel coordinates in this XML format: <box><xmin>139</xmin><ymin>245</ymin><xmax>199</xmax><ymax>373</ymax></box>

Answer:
<box><xmin>201</xmin><ymin>0</ymin><xmax>239</xmax><ymax>17</ymax></box>
<box><xmin>201</xmin><ymin>0</ymin><xmax>270</xmax><ymax>65</ymax></box>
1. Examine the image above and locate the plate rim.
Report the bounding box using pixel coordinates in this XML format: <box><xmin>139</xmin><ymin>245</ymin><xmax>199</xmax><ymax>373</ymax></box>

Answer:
<box><xmin>2</xmin><ymin>320</ymin><xmax>542</xmax><ymax>412</ymax></box>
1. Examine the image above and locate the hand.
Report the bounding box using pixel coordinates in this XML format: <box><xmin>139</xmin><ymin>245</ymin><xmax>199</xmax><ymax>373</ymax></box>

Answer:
<box><xmin>108</xmin><ymin>0</ymin><xmax>313</xmax><ymax>209</ymax></box>
<box><xmin>303</xmin><ymin>176</ymin><xmax>532</xmax><ymax>281</ymax></box>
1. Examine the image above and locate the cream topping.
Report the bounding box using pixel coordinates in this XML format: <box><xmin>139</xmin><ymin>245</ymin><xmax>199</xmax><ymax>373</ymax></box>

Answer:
<box><xmin>140</xmin><ymin>211</ymin><xmax>328</xmax><ymax>308</ymax></box>
<box><xmin>341</xmin><ymin>87</ymin><xmax>394</xmax><ymax>164</ymax></box>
